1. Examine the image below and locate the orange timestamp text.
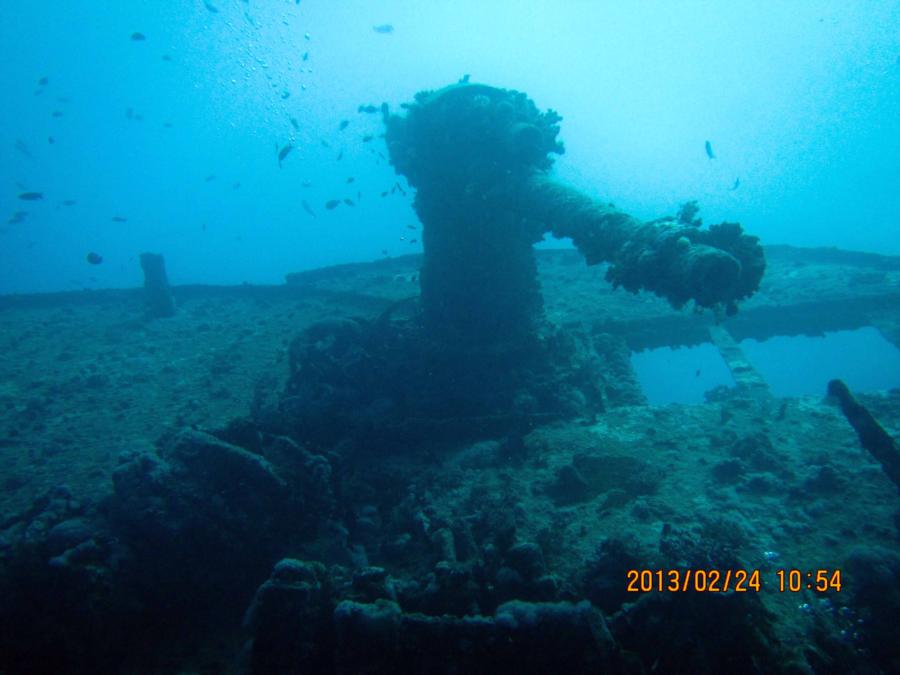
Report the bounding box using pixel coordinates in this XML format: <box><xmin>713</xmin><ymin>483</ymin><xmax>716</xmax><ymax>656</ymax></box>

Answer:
<box><xmin>626</xmin><ymin>569</ymin><xmax>842</xmax><ymax>593</ymax></box>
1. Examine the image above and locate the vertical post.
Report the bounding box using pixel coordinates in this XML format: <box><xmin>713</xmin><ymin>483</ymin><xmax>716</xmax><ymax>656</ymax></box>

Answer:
<box><xmin>140</xmin><ymin>252</ymin><xmax>175</xmax><ymax>319</ymax></box>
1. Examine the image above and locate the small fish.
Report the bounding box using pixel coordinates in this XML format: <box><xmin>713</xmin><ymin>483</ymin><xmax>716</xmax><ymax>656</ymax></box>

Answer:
<box><xmin>381</xmin><ymin>249</ymin><xmax>388</xmax><ymax>255</ymax></box>
<box><xmin>358</xmin><ymin>104</ymin><xmax>379</xmax><ymax>114</ymax></box>
<box><xmin>48</xmin><ymin>136</ymin><xmax>55</xmax><ymax>144</ymax></box>
<box><xmin>38</xmin><ymin>76</ymin><xmax>49</xmax><ymax>86</ymax></box>
<box><xmin>380</xmin><ymin>191</ymin><xmax>388</xmax><ymax>197</ymax></box>
<box><xmin>410</xmin><ymin>239</ymin><xmax>417</xmax><ymax>244</ymax></box>
<box><xmin>162</xmin><ymin>54</ymin><xmax>173</xmax><ymax>62</ymax></box>
<box><xmin>290</xmin><ymin>117</ymin><xmax>300</xmax><ymax>131</ymax></box>
<box><xmin>705</xmin><ymin>140</ymin><xmax>715</xmax><ymax>159</ymax></box>
<box><xmin>112</xmin><ymin>216</ymin><xmax>127</xmax><ymax>222</ymax></box>
<box><xmin>343</xmin><ymin>198</ymin><xmax>355</xmax><ymax>206</ymax></box>
<box><xmin>373</xmin><ymin>24</ymin><xmax>394</xmax><ymax>34</ymax></box>
<box><xmin>407</xmin><ymin>224</ymin><xmax>416</xmax><ymax>230</ymax></box>
<box><xmin>321</xmin><ymin>139</ymin><xmax>331</xmax><ymax>148</ymax></box>
<box><xmin>302</xmin><ymin>51</ymin><xmax>309</xmax><ymax>61</ymax></box>
<box><xmin>204</xmin><ymin>174</ymin><xmax>217</xmax><ymax>182</ymax></box>
<box><xmin>336</xmin><ymin>151</ymin><xmax>343</xmax><ymax>161</ymax></box>
<box><xmin>304</xmin><ymin>32</ymin><xmax>310</xmax><ymax>40</ymax></box>
<box><xmin>61</xmin><ymin>199</ymin><xmax>77</xmax><ymax>206</ymax></box>
<box><xmin>325</xmin><ymin>199</ymin><xmax>340</xmax><ymax>210</ymax></box>
<box><xmin>86</xmin><ymin>252</ymin><xmax>103</xmax><ymax>265</ymax></box>
<box><xmin>7</xmin><ymin>211</ymin><xmax>28</xmax><ymax>224</ymax></box>
<box><xmin>18</xmin><ymin>192</ymin><xmax>43</xmax><ymax>201</ymax></box>
<box><xmin>131</xmin><ymin>32</ymin><xmax>146</xmax><ymax>41</ymax></box>
<box><xmin>278</xmin><ymin>143</ymin><xmax>293</xmax><ymax>167</ymax></box>
<box><xmin>346</xmin><ymin>177</ymin><xmax>355</xmax><ymax>183</ymax></box>
<box><xmin>729</xmin><ymin>177</ymin><xmax>740</xmax><ymax>191</ymax></box>
<box><xmin>339</xmin><ymin>120</ymin><xmax>349</xmax><ymax>130</ymax></box>
<box><xmin>51</xmin><ymin>111</ymin><xmax>63</xmax><ymax>118</ymax></box>
<box><xmin>281</xmin><ymin>90</ymin><xmax>290</xmax><ymax>100</ymax></box>
<box><xmin>362</xmin><ymin>135</ymin><xmax>374</xmax><ymax>143</ymax></box>
<box><xmin>232</xmin><ymin>182</ymin><xmax>241</xmax><ymax>190</ymax></box>
<box><xmin>203</xmin><ymin>1</ymin><xmax>220</xmax><ymax>13</ymax></box>
<box><xmin>301</xmin><ymin>180</ymin><xmax>313</xmax><ymax>188</ymax></box>
<box><xmin>301</xmin><ymin>200</ymin><xmax>315</xmax><ymax>217</ymax></box>
<box><xmin>163</xmin><ymin>122</ymin><xmax>173</xmax><ymax>128</ymax></box>
<box><xmin>14</xmin><ymin>139</ymin><xmax>32</xmax><ymax>158</ymax></box>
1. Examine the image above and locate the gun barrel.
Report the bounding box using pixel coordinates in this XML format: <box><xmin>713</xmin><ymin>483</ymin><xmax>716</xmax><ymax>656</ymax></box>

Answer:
<box><xmin>510</xmin><ymin>172</ymin><xmax>764</xmax><ymax>313</ymax></box>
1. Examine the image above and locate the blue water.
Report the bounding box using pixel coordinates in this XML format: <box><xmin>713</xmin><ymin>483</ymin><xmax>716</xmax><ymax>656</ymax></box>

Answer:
<box><xmin>633</xmin><ymin>328</ymin><xmax>900</xmax><ymax>405</ymax></box>
<box><xmin>631</xmin><ymin>342</ymin><xmax>735</xmax><ymax>405</ymax></box>
<box><xmin>1</xmin><ymin>1</ymin><xmax>898</xmax><ymax>294</ymax></box>
<box><xmin>741</xmin><ymin>327</ymin><xmax>900</xmax><ymax>397</ymax></box>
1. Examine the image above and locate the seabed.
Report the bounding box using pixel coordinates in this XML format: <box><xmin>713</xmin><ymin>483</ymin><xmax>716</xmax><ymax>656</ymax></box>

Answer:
<box><xmin>0</xmin><ymin>244</ymin><xmax>898</xmax><ymax>673</ymax></box>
